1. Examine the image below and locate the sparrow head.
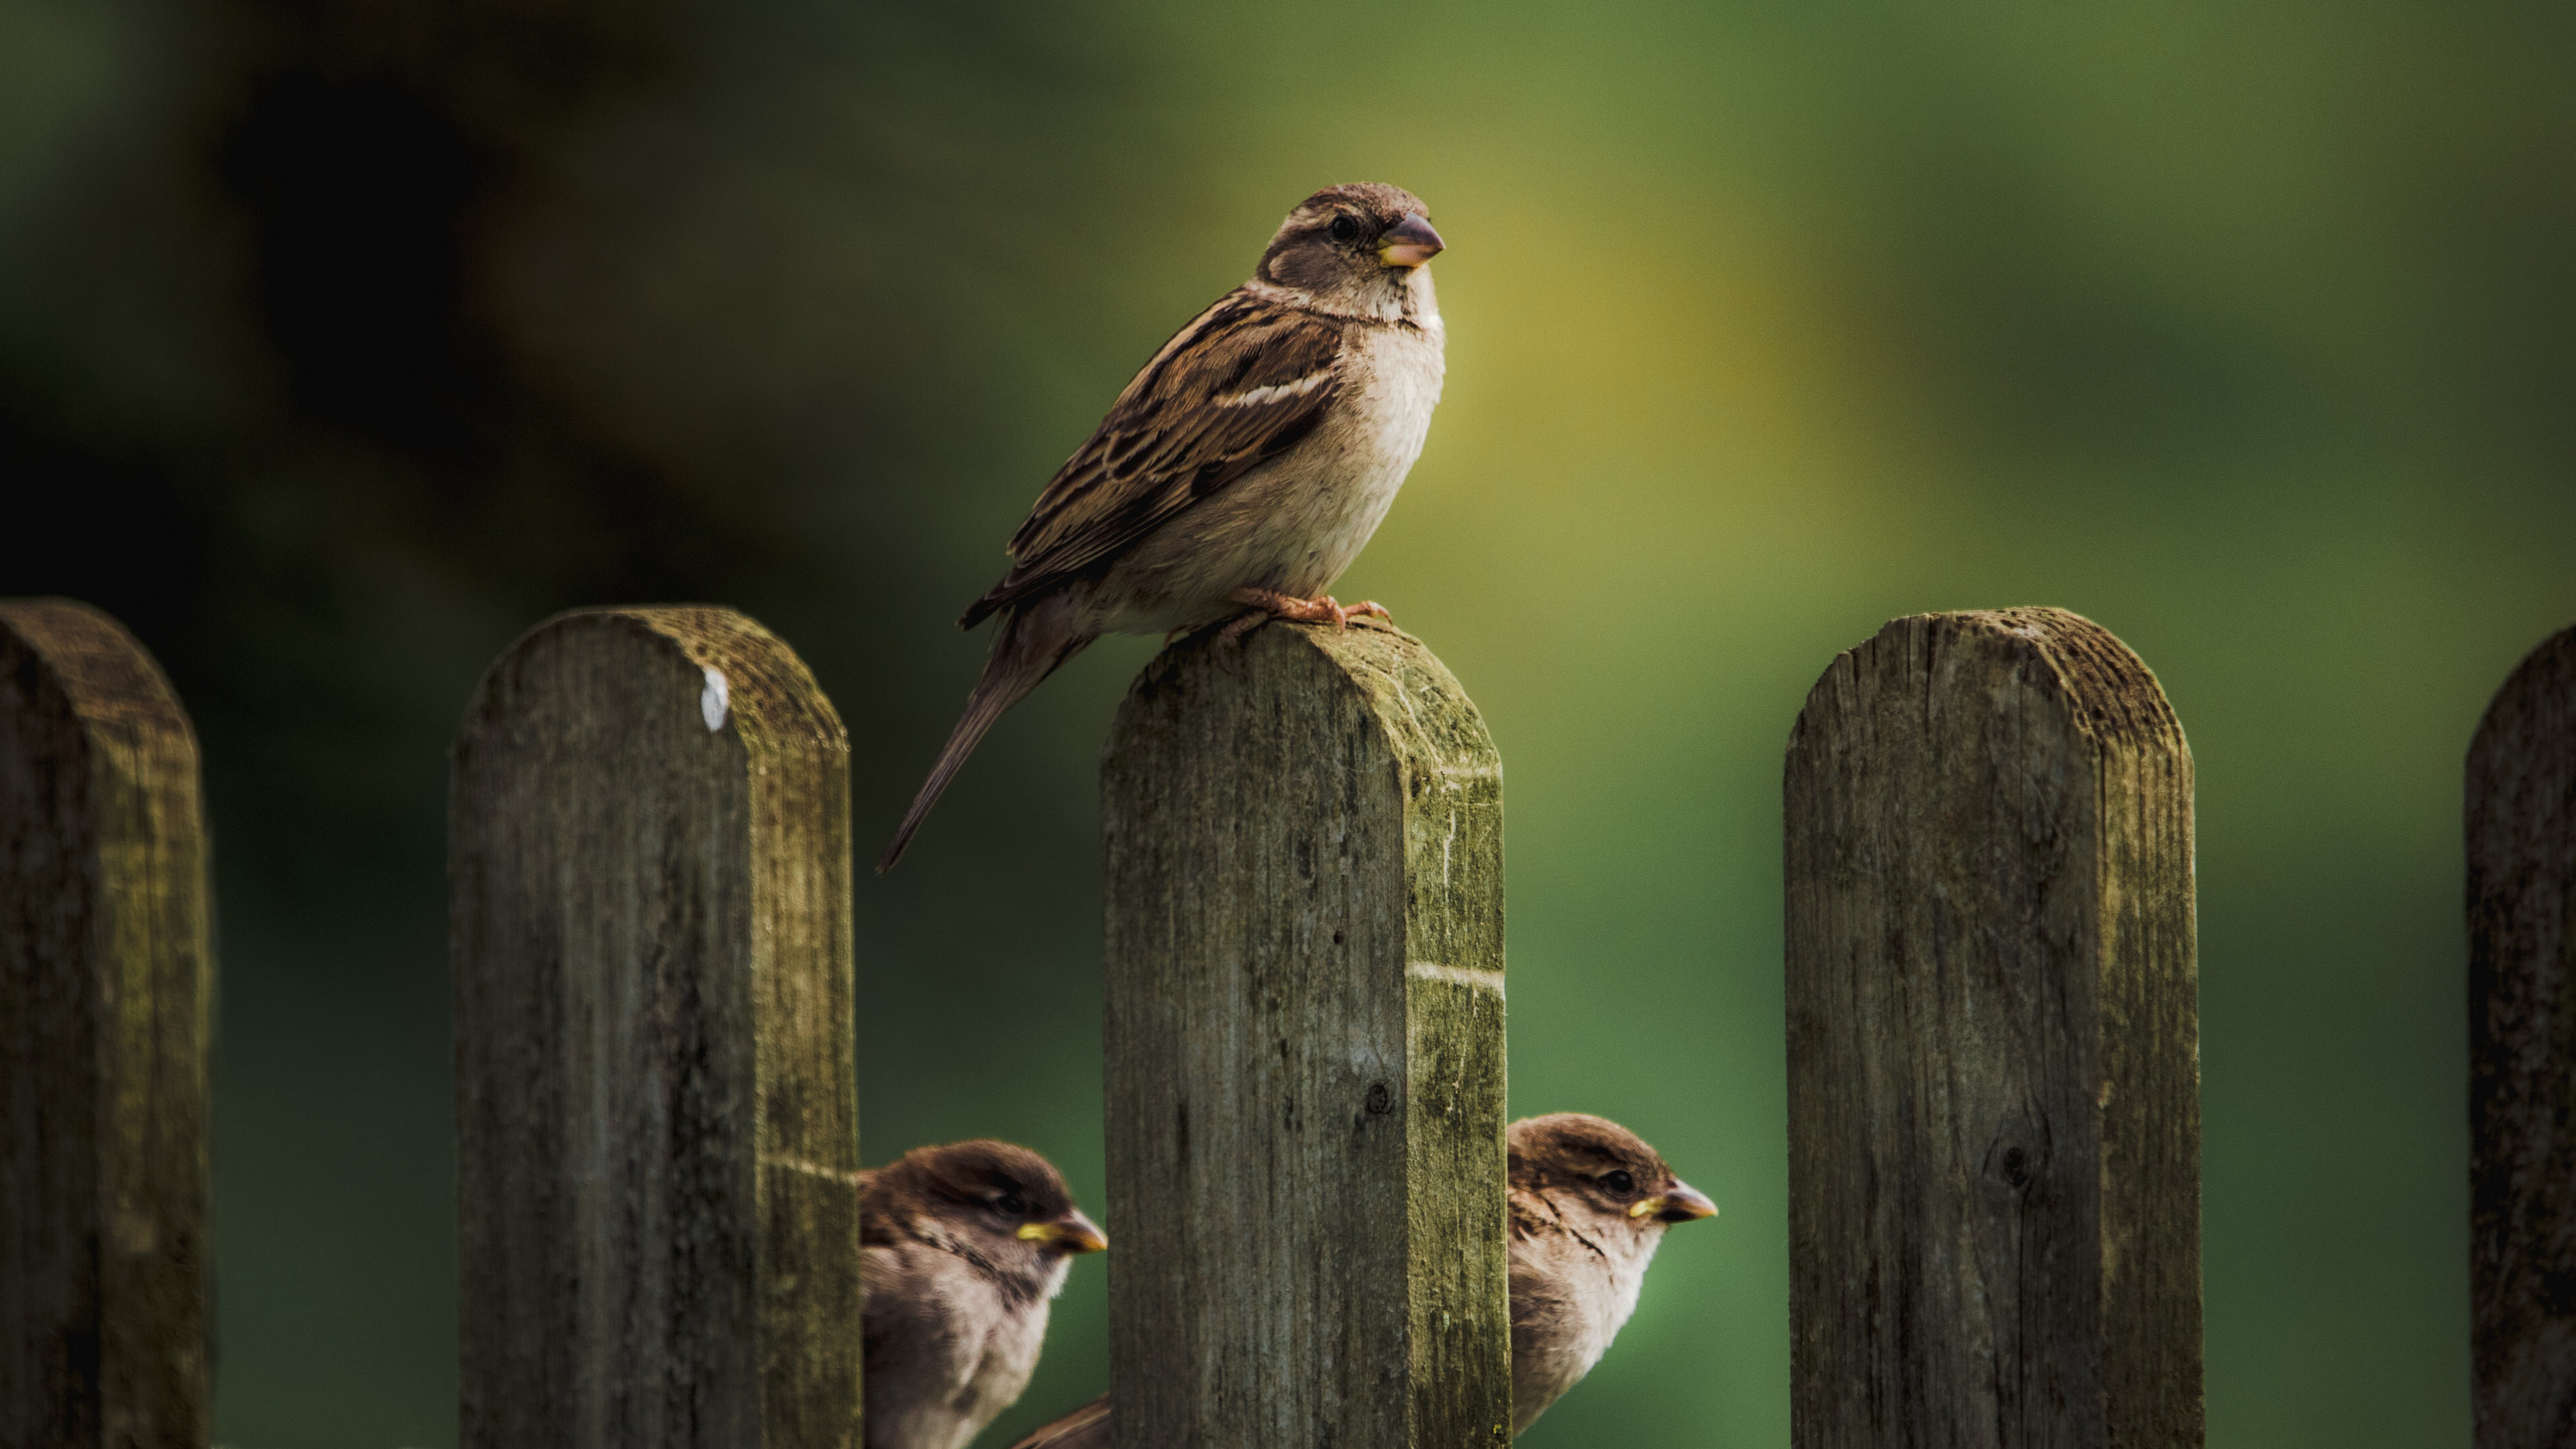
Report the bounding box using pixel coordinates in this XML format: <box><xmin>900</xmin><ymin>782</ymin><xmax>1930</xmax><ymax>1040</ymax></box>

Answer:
<box><xmin>866</xmin><ymin>1139</ymin><xmax>1108</xmax><ymax>1276</ymax></box>
<box><xmin>1254</xmin><ymin>182</ymin><xmax>1444</xmax><ymax>319</ymax></box>
<box><xmin>1509</xmin><ymin>1113</ymin><xmax>1717</xmax><ymax>1237</ymax></box>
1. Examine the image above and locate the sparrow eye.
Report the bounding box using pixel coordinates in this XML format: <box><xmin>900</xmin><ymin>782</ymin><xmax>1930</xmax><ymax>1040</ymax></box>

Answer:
<box><xmin>1601</xmin><ymin>1170</ymin><xmax>1635</xmax><ymax>1196</ymax></box>
<box><xmin>1328</xmin><ymin>214</ymin><xmax>1362</xmax><ymax>244</ymax></box>
<box><xmin>996</xmin><ymin>1193</ymin><xmax>1027</xmax><ymax>1216</ymax></box>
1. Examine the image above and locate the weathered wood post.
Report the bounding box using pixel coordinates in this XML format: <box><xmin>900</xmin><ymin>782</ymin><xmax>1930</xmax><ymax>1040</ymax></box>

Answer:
<box><xmin>2468</xmin><ymin>623</ymin><xmax>2576</xmax><ymax>1445</ymax></box>
<box><xmin>451</xmin><ymin>606</ymin><xmax>859</xmax><ymax>1448</ymax></box>
<box><xmin>0</xmin><ymin>599</ymin><xmax>215</xmax><ymax>1449</ymax></box>
<box><xmin>1102</xmin><ymin>619</ymin><xmax>1510</xmax><ymax>1448</ymax></box>
<box><xmin>1783</xmin><ymin>608</ymin><xmax>2203</xmax><ymax>1447</ymax></box>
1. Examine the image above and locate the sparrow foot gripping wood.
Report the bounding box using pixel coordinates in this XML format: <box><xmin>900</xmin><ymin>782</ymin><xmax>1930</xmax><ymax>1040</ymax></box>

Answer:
<box><xmin>1216</xmin><ymin>587</ymin><xmax>1393</xmax><ymax>648</ymax></box>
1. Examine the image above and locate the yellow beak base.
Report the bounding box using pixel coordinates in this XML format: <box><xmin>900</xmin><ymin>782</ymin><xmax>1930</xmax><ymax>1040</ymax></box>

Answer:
<box><xmin>1377</xmin><ymin>212</ymin><xmax>1446</xmax><ymax>268</ymax></box>
<box><xmin>1631</xmin><ymin>1181</ymin><xmax>1719</xmax><ymax>1223</ymax></box>
<box><xmin>1018</xmin><ymin>1210</ymin><xmax>1109</xmax><ymax>1254</ymax></box>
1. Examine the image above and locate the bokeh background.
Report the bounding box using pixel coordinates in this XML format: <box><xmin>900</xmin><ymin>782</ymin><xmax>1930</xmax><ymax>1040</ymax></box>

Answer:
<box><xmin>5</xmin><ymin>1</ymin><xmax>2571</xmax><ymax>1444</ymax></box>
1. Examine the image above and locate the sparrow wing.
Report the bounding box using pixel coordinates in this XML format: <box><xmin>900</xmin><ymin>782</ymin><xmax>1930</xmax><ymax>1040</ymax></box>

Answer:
<box><xmin>960</xmin><ymin>290</ymin><xmax>1346</xmax><ymax>627</ymax></box>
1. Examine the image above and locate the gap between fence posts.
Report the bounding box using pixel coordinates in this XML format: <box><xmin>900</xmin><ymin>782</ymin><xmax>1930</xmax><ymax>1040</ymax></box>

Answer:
<box><xmin>450</xmin><ymin>605</ymin><xmax>857</xmax><ymax>1448</ymax></box>
<box><xmin>1101</xmin><ymin>618</ymin><xmax>1510</xmax><ymax>1449</ymax></box>
<box><xmin>1783</xmin><ymin>607</ymin><xmax>2204</xmax><ymax>1448</ymax></box>
<box><xmin>2467</xmin><ymin>623</ymin><xmax>2576</xmax><ymax>1446</ymax></box>
<box><xmin>0</xmin><ymin>598</ymin><xmax>215</xmax><ymax>1449</ymax></box>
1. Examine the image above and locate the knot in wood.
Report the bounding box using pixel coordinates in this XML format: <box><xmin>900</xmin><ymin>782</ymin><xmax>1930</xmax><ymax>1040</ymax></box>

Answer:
<box><xmin>1982</xmin><ymin>1112</ymin><xmax>2050</xmax><ymax>1195</ymax></box>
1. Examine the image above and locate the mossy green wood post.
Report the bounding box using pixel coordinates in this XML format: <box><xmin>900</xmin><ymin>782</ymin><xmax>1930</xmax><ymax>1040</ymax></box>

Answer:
<box><xmin>1102</xmin><ymin>619</ymin><xmax>1510</xmax><ymax>1449</ymax></box>
<box><xmin>2468</xmin><ymin>623</ymin><xmax>2576</xmax><ymax>1444</ymax></box>
<box><xmin>451</xmin><ymin>606</ymin><xmax>859</xmax><ymax>1448</ymax></box>
<box><xmin>0</xmin><ymin>599</ymin><xmax>214</xmax><ymax>1449</ymax></box>
<box><xmin>1783</xmin><ymin>608</ymin><xmax>2203</xmax><ymax>1448</ymax></box>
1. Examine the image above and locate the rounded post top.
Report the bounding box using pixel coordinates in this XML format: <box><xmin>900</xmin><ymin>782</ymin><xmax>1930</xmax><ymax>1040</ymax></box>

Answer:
<box><xmin>1</xmin><ymin>596</ymin><xmax>196</xmax><ymax>745</ymax></box>
<box><xmin>1794</xmin><ymin>607</ymin><xmax>2187</xmax><ymax>762</ymax></box>
<box><xmin>1109</xmin><ymin>616</ymin><xmax>1497</xmax><ymax>788</ymax></box>
<box><xmin>457</xmin><ymin>604</ymin><xmax>845</xmax><ymax>759</ymax></box>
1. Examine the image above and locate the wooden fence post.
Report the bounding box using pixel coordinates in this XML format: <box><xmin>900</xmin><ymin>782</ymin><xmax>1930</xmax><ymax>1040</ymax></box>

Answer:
<box><xmin>2468</xmin><ymin>623</ymin><xmax>2576</xmax><ymax>1445</ymax></box>
<box><xmin>0</xmin><ymin>598</ymin><xmax>215</xmax><ymax>1449</ymax></box>
<box><xmin>451</xmin><ymin>606</ymin><xmax>858</xmax><ymax>1448</ymax></box>
<box><xmin>1783</xmin><ymin>608</ymin><xmax>2202</xmax><ymax>1448</ymax></box>
<box><xmin>1101</xmin><ymin>619</ymin><xmax>1510</xmax><ymax>1448</ymax></box>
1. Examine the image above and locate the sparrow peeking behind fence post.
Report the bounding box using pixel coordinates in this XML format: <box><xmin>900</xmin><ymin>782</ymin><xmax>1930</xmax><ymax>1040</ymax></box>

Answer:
<box><xmin>860</xmin><ymin>1140</ymin><xmax>1107</xmax><ymax>1449</ymax></box>
<box><xmin>877</xmin><ymin>182</ymin><xmax>1447</xmax><ymax>871</ymax></box>
<box><xmin>1003</xmin><ymin>1113</ymin><xmax>1715</xmax><ymax>1446</ymax></box>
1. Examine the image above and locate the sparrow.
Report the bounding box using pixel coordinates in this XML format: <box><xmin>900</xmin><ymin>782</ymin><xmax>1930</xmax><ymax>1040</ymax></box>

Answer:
<box><xmin>1000</xmin><ymin>1113</ymin><xmax>1713</xmax><ymax>1447</ymax></box>
<box><xmin>877</xmin><ymin>182</ymin><xmax>1448</xmax><ymax>871</ymax></box>
<box><xmin>860</xmin><ymin>1140</ymin><xmax>1109</xmax><ymax>1449</ymax></box>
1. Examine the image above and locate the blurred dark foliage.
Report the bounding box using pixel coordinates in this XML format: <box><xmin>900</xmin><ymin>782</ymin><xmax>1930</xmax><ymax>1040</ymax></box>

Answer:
<box><xmin>11</xmin><ymin>5</ymin><xmax>806</xmax><ymax>893</ymax></box>
<box><xmin>2</xmin><ymin>0</ymin><xmax>1186</xmax><ymax>908</ymax></box>
<box><xmin>3</xmin><ymin>4</ymin><xmax>1177</xmax><ymax>1438</ymax></box>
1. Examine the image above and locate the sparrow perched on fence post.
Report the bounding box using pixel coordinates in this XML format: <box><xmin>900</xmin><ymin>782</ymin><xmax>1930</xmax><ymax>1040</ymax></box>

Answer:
<box><xmin>877</xmin><ymin>182</ymin><xmax>1447</xmax><ymax>871</ymax></box>
<box><xmin>860</xmin><ymin>1140</ymin><xmax>1108</xmax><ymax>1449</ymax></box>
<box><xmin>1002</xmin><ymin>1113</ymin><xmax>1713</xmax><ymax>1446</ymax></box>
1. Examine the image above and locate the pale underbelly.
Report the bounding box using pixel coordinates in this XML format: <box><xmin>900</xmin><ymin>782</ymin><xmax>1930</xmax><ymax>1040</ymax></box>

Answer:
<box><xmin>1087</xmin><ymin>415</ymin><xmax>1429</xmax><ymax>634</ymax></box>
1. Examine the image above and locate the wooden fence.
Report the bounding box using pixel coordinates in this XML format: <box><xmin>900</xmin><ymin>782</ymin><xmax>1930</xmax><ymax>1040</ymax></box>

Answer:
<box><xmin>1</xmin><ymin>600</ymin><xmax>214</xmax><ymax>1448</ymax></box>
<box><xmin>3</xmin><ymin>593</ymin><xmax>2569</xmax><ymax>1447</ymax></box>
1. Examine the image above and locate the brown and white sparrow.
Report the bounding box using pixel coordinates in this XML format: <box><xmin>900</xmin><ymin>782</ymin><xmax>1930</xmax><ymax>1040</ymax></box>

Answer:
<box><xmin>860</xmin><ymin>1140</ymin><xmax>1108</xmax><ymax>1449</ymax></box>
<box><xmin>877</xmin><ymin>182</ymin><xmax>1447</xmax><ymax>870</ymax></box>
<box><xmin>1002</xmin><ymin>1113</ymin><xmax>1713</xmax><ymax>1447</ymax></box>
<box><xmin>1502</xmin><ymin>1112</ymin><xmax>1717</xmax><ymax>1434</ymax></box>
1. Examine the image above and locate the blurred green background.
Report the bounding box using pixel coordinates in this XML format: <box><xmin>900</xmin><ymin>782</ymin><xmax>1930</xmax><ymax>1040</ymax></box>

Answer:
<box><xmin>5</xmin><ymin>1</ymin><xmax>2570</xmax><ymax>1444</ymax></box>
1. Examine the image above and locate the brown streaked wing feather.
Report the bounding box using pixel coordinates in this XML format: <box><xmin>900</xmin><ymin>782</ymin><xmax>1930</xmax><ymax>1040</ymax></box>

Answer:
<box><xmin>959</xmin><ymin>290</ymin><xmax>1344</xmax><ymax>627</ymax></box>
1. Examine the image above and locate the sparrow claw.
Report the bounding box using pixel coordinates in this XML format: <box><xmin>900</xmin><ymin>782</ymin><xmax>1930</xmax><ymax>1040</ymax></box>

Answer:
<box><xmin>1213</xmin><ymin>608</ymin><xmax>1271</xmax><ymax>653</ymax></box>
<box><xmin>1224</xmin><ymin>588</ymin><xmax>1395</xmax><ymax>632</ymax></box>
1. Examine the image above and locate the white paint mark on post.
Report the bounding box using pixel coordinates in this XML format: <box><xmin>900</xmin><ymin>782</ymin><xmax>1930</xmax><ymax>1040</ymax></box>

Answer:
<box><xmin>1407</xmin><ymin>961</ymin><xmax>1505</xmax><ymax>998</ymax></box>
<box><xmin>701</xmin><ymin>667</ymin><xmax>730</xmax><ymax>731</ymax></box>
<box><xmin>768</xmin><ymin>1155</ymin><xmax>865</xmax><ymax>1189</ymax></box>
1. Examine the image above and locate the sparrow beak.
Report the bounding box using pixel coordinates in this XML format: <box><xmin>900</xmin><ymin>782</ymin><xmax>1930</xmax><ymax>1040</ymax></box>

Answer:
<box><xmin>1018</xmin><ymin>1209</ymin><xmax>1108</xmax><ymax>1254</ymax></box>
<box><xmin>1378</xmin><ymin>213</ymin><xmax>1445</xmax><ymax>268</ymax></box>
<box><xmin>1631</xmin><ymin>1181</ymin><xmax>1718</xmax><ymax>1224</ymax></box>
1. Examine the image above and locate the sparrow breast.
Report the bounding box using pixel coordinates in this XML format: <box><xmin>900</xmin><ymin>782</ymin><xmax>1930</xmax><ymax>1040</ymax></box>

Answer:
<box><xmin>1089</xmin><ymin>299</ymin><xmax>1444</xmax><ymax>635</ymax></box>
<box><xmin>1271</xmin><ymin>309</ymin><xmax>1446</xmax><ymax>592</ymax></box>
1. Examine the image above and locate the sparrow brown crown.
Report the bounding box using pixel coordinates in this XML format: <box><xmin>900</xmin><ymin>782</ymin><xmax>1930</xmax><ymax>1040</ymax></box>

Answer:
<box><xmin>1257</xmin><ymin>182</ymin><xmax>1443</xmax><ymax>292</ymax></box>
<box><xmin>1509</xmin><ymin>1112</ymin><xmax>1715</xmax><ymax>1224</ymax></box>
<box><xmin>863</xmin><ymin>1139</ymin><xmax>1108</xmax><ymax>1256</ymax></box>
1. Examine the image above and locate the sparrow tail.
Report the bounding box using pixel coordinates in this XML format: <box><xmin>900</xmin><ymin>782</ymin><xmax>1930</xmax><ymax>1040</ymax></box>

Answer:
<box><xmin>1004</xmin><ymin>1395</ymin><xmax>1112</xmax><ymax>1449</ymax></box>
<box><xmin>878</xmin><ymin>595</ymin><xmax>1093</xmax><ymax>872</ymax></box>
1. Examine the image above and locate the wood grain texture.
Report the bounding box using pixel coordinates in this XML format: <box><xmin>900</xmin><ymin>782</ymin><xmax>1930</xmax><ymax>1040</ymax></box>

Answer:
<box><xmin>451</xmin><ymin>606</ymin><xmax>858</xmax><ymax>1448</ymax></box>
<box><xmin>1102</xmin><ymin>619</ymin><xmax>1509</xmax><ymax>1449</ymax></box>
<box><xmin>2469</xmin><ymin>623</ymin><xmax>2576</xmax><ymax>1446</ymax></box>
<box><xmin>1783</xmin><ymin>608</ymin><xmax>2202</xmax><ymax>1449</ymax></box>
<box><xmin>0</xmin><ymin>598</ymin><xmax>214</xmax><ymax>1449</ymax></box>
